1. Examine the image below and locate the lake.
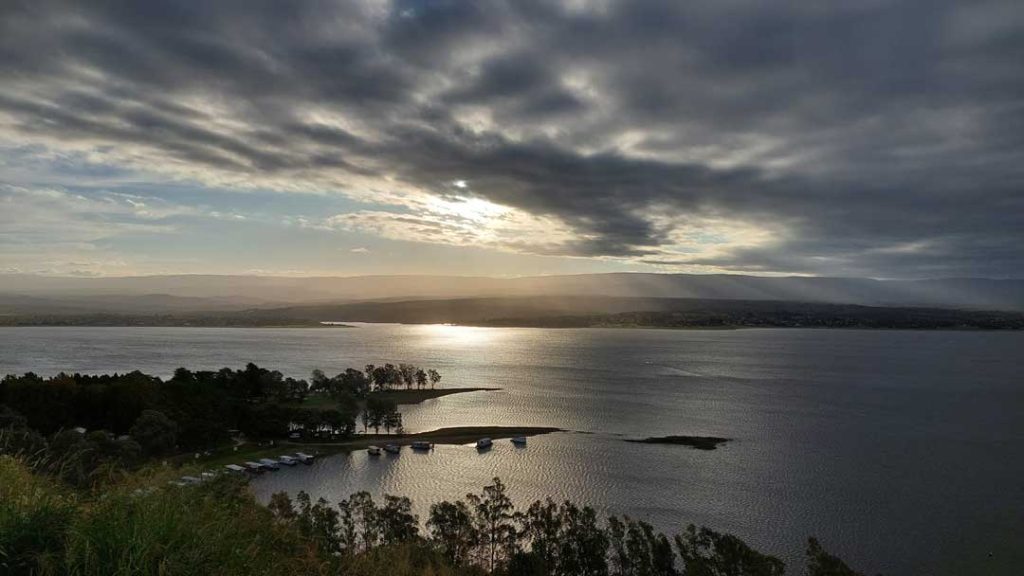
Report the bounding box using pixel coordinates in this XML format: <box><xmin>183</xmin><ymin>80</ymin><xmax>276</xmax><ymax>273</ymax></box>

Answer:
<box><xmin>2</xmin><ymin>325</ymin><xmax>1022</xmax><ymax>574</ymax></box>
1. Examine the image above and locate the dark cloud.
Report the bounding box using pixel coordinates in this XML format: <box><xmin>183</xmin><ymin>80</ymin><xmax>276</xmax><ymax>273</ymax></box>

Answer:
<box><xmin>1</xmin><ymin>0</ymin><xmax>1022</xmax><ymax>277</ymax></box>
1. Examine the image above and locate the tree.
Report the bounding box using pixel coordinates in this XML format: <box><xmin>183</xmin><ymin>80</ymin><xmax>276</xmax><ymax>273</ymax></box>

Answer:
<box><xmin>294</xmin><ymin>491</ymin><xmax>342</xmax><ymax>555</ymax></box>
<box><xmin>381</xmin><ymin>410</ymin><xmax>403</xmax><ymax>435</ymax></box>
<box><xmin>378</xmin><ymin>495</ymin><xmax>419</xmax><ymax>544</ymax></box>
<box><xmin>338</xmin><ymin>491</ymin><xmax>380</xmax><ymax>553</ymax></box>
<box><xmin>338</xmin><ymin>369</ymin><xmax>371</xmax><ymax>398</ymax></box>
<box><xmin>372</xmin><ymin>366</ymin><xmax>390</xmax><ymax>392</ymax></box>
<box><xmin>268</xmin><ymin>491</ymin><xmax>296</xmax><ymax>521</ymax></box>
<box><xmin>521</xmin><ymin>498</ymin><xmax>561</xmax><ymax>569</ymax></box>
<box><xmin>129</xmin><ymin>410</ymin><xmax>178</xmax><ymax>457</ymax></box>
<box><xmin>284</xmin><ymin>377</ymin><xmax>309</xmax><ymax>402</ymax></box>
<box><xmin>608</xmin><ymin>516</ymin><xmax>675</xmax><ymax>576</ymax></box>
<box><xmin>336</xmin><ymin>392</ymin><xmax>360</xmax><ymax>436</ymax></box>
<box><xmin>806</xmin><ymin>538</ymin><xmax>863</xmax><ymax>576</ymax></box>
<box><xmin>428</xmin><ymin>369</ymin><xmax>442</xmax><ymax>389</ymax></box>
<box><xmin>310</xmin><ymin>369</ymin><xmax>329</xmax><ymax>394</ymax></box>
<box><xmin>366</xmin><ymin>397</ymin><xmax>398</xmax><ymax>435</ymax></box>
<box><xmin>675</xmin><ymin>524</ymin><xmax>784</xmax><ymax>576</ymax></box>
<box><xmin>364</xmin><ymin>364</ymin><xmax>376</xmax><ymax>390</ymax></box>
<box><xmin>557</xmin><ymin>502</ymin><xmax>609</xmax><ymax>576</ymax></box>
<box><xmin>415</xmin><ymin>369</ymin><xmax>428</xmax><ymax>390</ymax></box>
<box><xmin>315</xmin><ymin>408</ymin><xmax>354</xmax><ymax>437</ymax></box>
<box><xmin>519</xmin><ymin>498</ymin><xmax>609</xmax><ymax>576</ymax></box>
<box><xmin>399</xmin><ymin>364</ymin><xmax>417</xmax><ymax>390</ymax></box>
<box><xmin>468</xmin><ymin>477</ymin><xmax>519</xmax><ymax>572</ymax></box>
<box><xmin>428</xmin><ymin>500</ymin><xmax>478</xmax><ymax>566</ymax></box>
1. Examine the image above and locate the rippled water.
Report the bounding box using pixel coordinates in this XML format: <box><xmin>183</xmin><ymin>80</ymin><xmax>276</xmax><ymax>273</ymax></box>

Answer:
<box><xmin>2</xmin><ymin>325</ymin><xmax>1022</xmax><ymax>574</ymax></box>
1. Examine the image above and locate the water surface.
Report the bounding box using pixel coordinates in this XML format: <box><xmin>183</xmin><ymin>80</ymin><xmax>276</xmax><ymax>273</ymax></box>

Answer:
<box><xmin>2</xmin><ymin>325</ymin><xmax>1022</xmax><ymax>574</ymax></box>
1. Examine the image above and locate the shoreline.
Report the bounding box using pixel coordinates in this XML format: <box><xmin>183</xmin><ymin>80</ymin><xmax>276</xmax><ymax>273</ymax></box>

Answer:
<box><xmin>184</xmin><ymin>426</ymin><xmax>561</xmax><ymax>469</ymax></box>
<box><xmin>372</xmin><ymin>387</ymin><xmax>501</xmax><ymax>405</ymax></box>
<box><xmin>3</xmin><ymin>322</ymin><xmax>1020</xmax><ymax>331</ymax></box>
<box><xmin>302</xmin><ymin>387</ymin><xmax>500</xmax><ymax>411</ymax></box>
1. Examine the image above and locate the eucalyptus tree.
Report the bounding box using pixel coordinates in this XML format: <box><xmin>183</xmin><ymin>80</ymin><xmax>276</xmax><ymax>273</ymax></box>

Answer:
<box><xmin>468</xmin><ymin>477</ymin><xmax>519</xmax><ymax>572</ymax></box>
<box><xmin>427</xmin><ymin>500</ymin><xmax>478</xmax><ymax>566</ymax></box>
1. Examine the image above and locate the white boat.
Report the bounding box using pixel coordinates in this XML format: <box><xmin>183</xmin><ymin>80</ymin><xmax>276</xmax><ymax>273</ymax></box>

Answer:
<box><xmin>367</xmin><ymin>446</ymin><xmax>382</xmax><ymax>456</ymax></box>
<box><xmin>384</xmin><ymin>444</ymin><xmax>401</xmax><ymax>454</ymax></box>
<box><xmin>411</xmin><ymin>441</ymin><xmax>433</xmax><ymax>451</ymax></box>
<box><xmin>180</xmin><ymin>475</ymin><xmax>202</xmax><ymax>485</ymax></box>
<box><xmin>224</xmin><ymin>464</ymin><xmax>246</xmax><ymax>473</ymax></box>
<box><xmin>476</xmin><ymin>438</ymin><xmax>493</xmax><ymax>450</ymax></box>
<box><xmin>294</xmin><ymin>452</ymin><xmax>315</xmax><ymax>464</ymax></box>
<box><xmin>244</xmin><ymin>461</ymin><xmax>264</xmax><ymax>472</ymax></box>
<box><xmin>258</xmin><ymin>458</ymin><xmax>281</xmax><ymax>470</ymax></box>
<box><xmin>278</xmin><ymin>455</ymin><xmax>298</xmax><ymax>466</ymax></box>
<box><xmin>511</xmin><ymin>436</ymin><xmax>527</xmax><ymax>446</ymax></box>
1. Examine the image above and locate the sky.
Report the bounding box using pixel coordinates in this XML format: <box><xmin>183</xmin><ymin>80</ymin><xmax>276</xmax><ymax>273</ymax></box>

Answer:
<box><xmin>1</xmin><ymin>0</ymin><xmax>1022</xmax><ymax>279</ymax></box>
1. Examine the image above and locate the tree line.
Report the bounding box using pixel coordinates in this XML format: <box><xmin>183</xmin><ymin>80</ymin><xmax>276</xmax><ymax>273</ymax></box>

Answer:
<box><xmin>0</xmin><ymin>363</ymin><xmax>445</xmax><ymax>485</ymax></box>
<box><xmin>268</xmin><ymin>477</ymin><xmax>867</xmax><ymax>576</ymax></box>
<box><xmin>311</xmin><ymin>363</ymin><xmax>442</xmax><ymax>397</ymax></box>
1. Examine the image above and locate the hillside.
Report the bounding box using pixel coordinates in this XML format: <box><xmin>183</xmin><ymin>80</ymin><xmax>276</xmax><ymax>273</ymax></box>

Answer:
<box><xmin>3</xmin><ymin>296</ymin><xmax>1022</xmax><ymax>330</ymax></box>
<box><xmin>3</xmin><ymin>273</ymin><xmax>1024</xmax><ymax>310</ymax></box>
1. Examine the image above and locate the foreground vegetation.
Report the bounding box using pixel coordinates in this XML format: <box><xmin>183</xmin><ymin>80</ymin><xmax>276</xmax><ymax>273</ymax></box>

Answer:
<box><xmin>1</xmin><ymin>364</ymin><xmax>871</xmax><ymax>575</ymax></box>
<box><xmin>0</xmin><ymin>456</ymin><xmax>866</xmax><ymax>576</ymax></box>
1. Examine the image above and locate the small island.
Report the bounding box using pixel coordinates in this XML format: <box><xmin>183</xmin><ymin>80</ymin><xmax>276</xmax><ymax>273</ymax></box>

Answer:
<box><xmin>626</xmin><ymin>435</ymin><xmax>732</xmax><ymax>450</ymax></box>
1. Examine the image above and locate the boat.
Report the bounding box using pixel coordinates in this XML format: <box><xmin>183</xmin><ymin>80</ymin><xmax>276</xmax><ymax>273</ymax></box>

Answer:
<box><xmin>384</xmin><ymin>444</ymin><xmax>401</xmax><ymax>454</ymax></box>
<box><xmin>294</xmin><ymin>452</ymin><xmax>315</xmax><ymax>464</ymax></box>
<box><xmin>224</xmin><ymin>464</ymin><xmax>247</xmax><ymax>473</ymax></box>
<box><xmin>411</xmin><ymin>441</ymin><xmax>433</xmax><ymax>451</ymax></box>
<box><xmin>511</xmin><ymin>436</ymin><xmax>527</xmax><ymax>446</ymax></box>
<box><xmin>244</xmin><ymin>461</ymin><xmax>264</xmax><ymax>473</ymax></box>
<box><xmin>258</xmin><ymin>458</ymin><xmax>281</xmax><ymax>470</ymax></box>
<box><xmin>476</xmin><ymin>438</ymin><xmax>493</xmax><ymax>450</ymax></box>
<box><xmin>367</xmin><ymin>446</ymin><xmax>382</xmax><ymax>456</ymax></box>
<box><xmin>278</xmin><ymin>455</ymin><xmax>298</xmax><ymax>466</ymax></box>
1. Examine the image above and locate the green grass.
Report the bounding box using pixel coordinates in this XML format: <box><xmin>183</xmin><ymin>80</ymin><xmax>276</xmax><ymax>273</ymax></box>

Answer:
<box><xmin>1</xmin><ymin>456</ymin><xmax>326</xmax><ymax>576</ymax></box>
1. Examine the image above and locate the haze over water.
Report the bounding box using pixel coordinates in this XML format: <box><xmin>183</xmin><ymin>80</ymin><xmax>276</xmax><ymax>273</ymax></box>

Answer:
<box><xmin>2</xmin><ymin>325</ymin><xmax>1022</xmax><ymax>575</ymax></box>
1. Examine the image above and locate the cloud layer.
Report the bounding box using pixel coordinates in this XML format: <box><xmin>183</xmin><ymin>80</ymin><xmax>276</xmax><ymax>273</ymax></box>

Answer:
<box><xmin>1</xmin><ymin>0</ymin><xmax>1022</xmax><ymax>277</ymax></box>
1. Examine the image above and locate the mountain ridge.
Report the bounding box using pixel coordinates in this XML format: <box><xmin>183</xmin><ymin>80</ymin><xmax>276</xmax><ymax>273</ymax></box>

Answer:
<box><xmin>2</xmin><ymin>272</ymin><xmax>1023</xmax><ymax>311</ymax></box>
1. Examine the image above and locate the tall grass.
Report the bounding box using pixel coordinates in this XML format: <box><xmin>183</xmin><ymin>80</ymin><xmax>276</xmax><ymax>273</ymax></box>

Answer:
<box><xmin>0</xmin><ymin>456</ymin><xmax>75</xmax><ymax>576</ymax></box>
<box><xmin>1</xmin><ymin>456</ymin><xmax>326</xmax><ymax>576</ymax></box>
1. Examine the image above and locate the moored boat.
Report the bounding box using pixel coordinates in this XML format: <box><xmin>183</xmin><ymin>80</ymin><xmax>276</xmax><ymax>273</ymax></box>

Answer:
<box><xmin>244</xmin><ymin>461</ymin><xmax>264</xmax><ymax>473</ymax></box>
<box><xmin>411</xmin><ymin>441</ymin><xmax>433</xmax><ymax>451</ymax></box>
<box><xmin>278</xmin><ymin>455</ymin><xmax>298</xmax><ymax>466</ymax></box>
<box><xmin>258</xmin><ymin>458</ymin><xmax>281</xmax><ymax>470</ymax></box>
<box><xmin>476</xmin><ymin>437</ymin><xmax>493</xmax><ymax>450</ymax></box>
<box><xmin>384</xmin><ymin>444</ymin><xmax>401</xmax><ymax>454</ymax></box>
<box><xmin>295</xmin><ymin>452</ymin><xmax>315</xmax><ymax>464</ymax></box>
<box><xmin>367</xmin><ymin>445</ymin><xmax>382</xmax><ymax>456</ymax></box>
<box><xmin>511</xmin><ymin>436</ymin><xmax>527</xmax><ymax>446</ymax></box>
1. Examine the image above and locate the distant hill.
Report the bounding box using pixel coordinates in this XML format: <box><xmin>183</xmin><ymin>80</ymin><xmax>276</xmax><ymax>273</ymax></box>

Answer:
<box><xmin>2</xmin><ymin>273</ymin><xmax>1024</xmax><ymax>311</ymax></box>
<box><xmin>2</xmin><ymin>296</ymin><xmax>1022</xmax><ymax>330</ymax></box>
<box><xmin>0</xmin><ymin>293</ymin><xmax>273</xmax><ymax>316</ymax></box>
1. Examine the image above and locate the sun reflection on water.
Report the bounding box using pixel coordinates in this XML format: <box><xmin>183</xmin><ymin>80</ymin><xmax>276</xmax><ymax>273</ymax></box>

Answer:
<box><xmin>414</xmin><ymin>323</ymin><xmax>500</xmax><ymax>347</ymax></box>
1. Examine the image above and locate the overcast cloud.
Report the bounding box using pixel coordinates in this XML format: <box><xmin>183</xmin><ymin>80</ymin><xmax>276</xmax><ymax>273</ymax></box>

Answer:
<box><xmin>1</xmin><ymin>0</ymin><xmax>1022</xmax><ymax>277</ymax></box>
